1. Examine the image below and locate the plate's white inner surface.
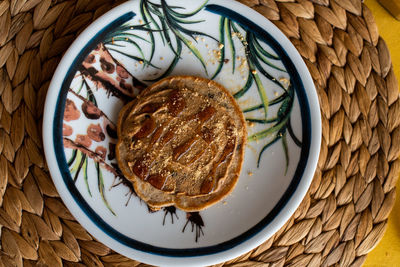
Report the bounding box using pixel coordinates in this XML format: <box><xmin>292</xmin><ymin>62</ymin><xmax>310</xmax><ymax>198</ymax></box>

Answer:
<box><xmin>63</xmin><ymin>0</ymin><xmax>303</xmax><ymax>248</ymax></box>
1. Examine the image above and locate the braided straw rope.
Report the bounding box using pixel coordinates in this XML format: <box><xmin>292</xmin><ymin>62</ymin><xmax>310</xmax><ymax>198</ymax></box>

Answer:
<box><xmin>0</xmin><ymin>0</ymin><xmax>399</xmax><ymax>266</ymax></box>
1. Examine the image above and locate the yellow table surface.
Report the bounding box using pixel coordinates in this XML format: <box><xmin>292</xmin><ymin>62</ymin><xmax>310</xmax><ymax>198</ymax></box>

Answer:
<box><xmin>363</xmin><ymin>0</ymin><xmax>400</xmax><ymax>266</ymax></box>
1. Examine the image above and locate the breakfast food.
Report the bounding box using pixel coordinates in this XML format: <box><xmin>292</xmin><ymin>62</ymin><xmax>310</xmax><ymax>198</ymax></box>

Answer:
<box><xmin>116</xmin><ymin>76</ymin><xmax>246</xmax><ymax>211</ymax></box>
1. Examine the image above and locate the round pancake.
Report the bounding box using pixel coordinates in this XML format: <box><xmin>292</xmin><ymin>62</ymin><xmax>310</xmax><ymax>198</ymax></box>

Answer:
<box><xmin>116</xmin><ymin>76</ymin><xmax>246</xmax><ymax>211</ymax></box>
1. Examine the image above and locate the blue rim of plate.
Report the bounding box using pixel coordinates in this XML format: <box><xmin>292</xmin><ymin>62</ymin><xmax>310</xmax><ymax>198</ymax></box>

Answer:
<box><xmin>51</xmin><ymin>4</ymin><xmax>311</xmax><ymax>257</ymax></box>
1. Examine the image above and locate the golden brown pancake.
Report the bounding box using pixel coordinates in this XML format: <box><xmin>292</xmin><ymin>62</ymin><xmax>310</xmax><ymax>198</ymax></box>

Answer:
<box><xmin>116</xmin><ymin>76</ymin><xmax>246</xmax><ymax>211</ymax></box>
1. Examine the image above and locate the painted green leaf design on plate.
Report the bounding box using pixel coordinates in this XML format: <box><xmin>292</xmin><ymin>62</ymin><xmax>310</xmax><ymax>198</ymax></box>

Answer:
<box><xmin>97</xmin><ymin>162</ymin><xmax>116</xmax><ymax>215</ymax></box>
<box><xmin>211</xmin><ymin>17</ymin><xmax>226</xmax><ymax>80</ymax></box>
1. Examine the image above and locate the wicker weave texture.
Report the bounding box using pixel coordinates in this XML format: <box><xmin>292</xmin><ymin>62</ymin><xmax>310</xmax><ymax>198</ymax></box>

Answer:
<box><xmin>0</xmin><ymin>0</ymin><xmax>399</xmax><ymax>266</ymax></box>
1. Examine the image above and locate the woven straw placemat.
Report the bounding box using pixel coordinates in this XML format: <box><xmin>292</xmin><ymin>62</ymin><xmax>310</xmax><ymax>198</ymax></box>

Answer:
<box><xmin>0</xmin><ymin>0</ymin><xmax>399</xmax><ymax>266</ymax></box>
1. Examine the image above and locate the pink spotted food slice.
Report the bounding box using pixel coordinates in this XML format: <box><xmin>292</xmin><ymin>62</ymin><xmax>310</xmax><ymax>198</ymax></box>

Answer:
<box><xmin>116</xmin><ymin>76</ymin><xmax>247</xmax><ymax>211</ymax></box>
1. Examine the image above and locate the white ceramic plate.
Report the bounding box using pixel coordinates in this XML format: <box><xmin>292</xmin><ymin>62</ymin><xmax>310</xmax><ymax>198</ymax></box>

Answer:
<box><xmin>43</xmin><ymin>0</ymin><xmax>321</xmax><ymax>266</ymax></box>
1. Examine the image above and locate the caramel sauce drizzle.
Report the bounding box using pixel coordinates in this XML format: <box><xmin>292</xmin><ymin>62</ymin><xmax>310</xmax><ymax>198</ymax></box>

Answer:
<box><xmin>199</xmin><ymin>124</ymin><xmax>236</xmax><ymax>195</ymax></box>
<box><xmin>173</xmin><ymin>137</ymin><xmax>199</xmax><ymax>161</ymax></box>
<box><xmin>134</xmin><ymin>116</ymin><xmax>156</xmax><ymax>139</ymax></box>
<box><xmin>200</xmin><ymin>127</ymin><xmax>213</xmax><ymax>143</ymax></box>
<box><xmin>195</xmin><ymin>106</ymin><xmax>216</xmax><ymax>123</ymax></box>
<box><xmin>147</xmin><ymin>174</ymin><xmax>167</xmax><ymax>190</ymax></box>
<box><xmin>185</xmin><ymin>128</ymin><xmax>215</xmax><ymax>166</ymax></box>
<box><xmin>128</xmin><ymin>89</ymin><xmax>236</xmax><ymax>194</ymax></box>
<box><xmin>141</xmin><ymin>102</ymin><xmax>162</xmax><ymax>113</ymax></box>
<box><xmin>131</xmin><ymin>154</ymin><xmax>151</xmax><ymax>180</ymax></box>
<box><xmin>168</xmin><ymin>90</ymin><xmax>186</xmax><ymax>116</ymax></box>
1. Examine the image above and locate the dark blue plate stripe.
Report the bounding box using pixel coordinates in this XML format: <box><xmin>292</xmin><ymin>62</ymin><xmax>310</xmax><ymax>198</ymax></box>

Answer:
<box><xmin>52</xmin><ymin>6</ymin><xmax>312</xmax><ymax>257</ymax></box>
